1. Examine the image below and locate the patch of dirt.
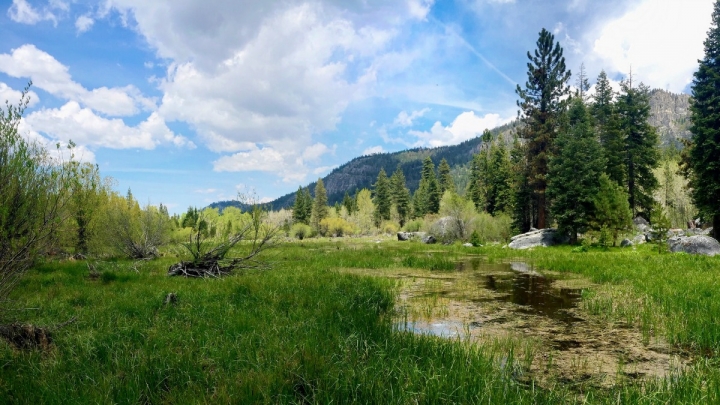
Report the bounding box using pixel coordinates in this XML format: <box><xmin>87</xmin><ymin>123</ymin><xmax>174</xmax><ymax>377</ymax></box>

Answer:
<box><xmin>0</xmin><ymin>324</ymin><xmax>53</xmax><ymax>350</ymax></box>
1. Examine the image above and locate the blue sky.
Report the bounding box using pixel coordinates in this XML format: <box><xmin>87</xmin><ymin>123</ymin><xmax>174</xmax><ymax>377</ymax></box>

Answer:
<box><xmin>1</xmin><ymin>0</ymin><xmax>713</xmax><ymax>213</ymax></box>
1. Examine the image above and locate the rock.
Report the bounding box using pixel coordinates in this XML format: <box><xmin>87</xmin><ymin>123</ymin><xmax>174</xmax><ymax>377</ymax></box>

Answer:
<box><xmin>668</xmin><ymin>235</ymin><xmax>720</xmax><ymax>256</ymax></box>
<box><xmin>397</xmin><ymin>232</ymin><xmax>427</xmax><ymax>241</ymax></box>
<box><xmin>462</xmin><ymin>243</ymin><xmax>474</xmax><ymax>247</ymax></box>
<box><xmin>508</xmin><ymin>228</ymin><xmax>565</xmax><ymax>249</ymax></box>
<box><xmin>422</xmin><ymin>235</ymin><xmax>437</xmax><ymax>244</ymax></box>
<box><xmin>668</xmin><ymin>228</ymin><xmax>685</xmax><ymax>238</ymax></box>
<box><xmin>634</xmin><ymin>216</ymin><xmax>650</xmax><ymax>233</ymax></box>
<box><xmin>632</xmin><ymin>234</ymin><xmax>646</xmax><ymax>245</ymax></box>
<box><xmin>620</xmin><ymin>239</ymin><xmax>633</xmax><ymax>247</ymax></box>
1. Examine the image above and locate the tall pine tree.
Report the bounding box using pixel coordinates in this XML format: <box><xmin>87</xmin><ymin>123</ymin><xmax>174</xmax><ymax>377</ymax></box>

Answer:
<box><xmin>592</xmin><ymin>70</ymin><xmax>625</xmax><ymax>187</ymax></box>
<box><xmin>616</xmin><ymin>76</ymin><xmax>659</xmax><ymax>218</ymax></box>
<box><xmin>515</xmin><ymin>28</ymin><xmax>572</xmax><ymax>229</ymax></box>
<box><xmin>420</xmin><ymin>157</ymin><xmax>440</xmax><ymax>214</ymax></box>
<box><xmin>437</xmin><ymin>158</ymin><xmax>455</xmax><ymax>195</ymax></box>
<box><xmin>311</xmin><ymin>179</ymin><xmax>329</xmax><ymax>230</ymax></box>
<box><xmin>688</xmin><ymin>0</ymin><xmax>720</xmax><ymax>238</ymax></box>
<box><xmin>373</xmin><ymin>168</ymin><xmax>392</xmax><ymax>226</ymax></box>
<box><xmin>390</xmin><ymin>166</ymin><xmax>411</xmax><ymax>226</ymax></box>
<box><xmin>547</xmin><ymin>98</ymin><xmax>606</xmax><ymax>244</ymax></box>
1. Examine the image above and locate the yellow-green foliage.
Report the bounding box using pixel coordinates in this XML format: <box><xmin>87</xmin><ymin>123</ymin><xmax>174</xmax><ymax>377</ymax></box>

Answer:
<box><xmin>468</xmin><ymin>212</ymin><xmax>513</xmax><ymax>243</ymax></box>
<box><xmin>319</xmin><ymin>217</ymin><xmax>356</xmax><ymax>237</ymax></box>
<box><xmin>654</xmin><ymin>159</ymin><xmax>695</xmax><ymax>228</ymax></box>
<box><xmin>379</xmin><ymin>220</ymin><xmax>400</xmax><ymax>235</ymax></box>
<box><xmin>290</xmin><ymin>223</ymin><xmax>313</xmax><ymax>240</ymax></box>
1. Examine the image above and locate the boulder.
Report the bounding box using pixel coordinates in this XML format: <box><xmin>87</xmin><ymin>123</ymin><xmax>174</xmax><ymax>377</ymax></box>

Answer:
<box><xmin>667</xmin><ymin>235</ymin><xmax>720</xmax><ymax>256</ymax></box>
<box><xmin>634</xmin><ymin>216</ymin><xmax>650</xmax><ymax>231</ymax></box>
<box><xmin>397</xmin><ymin>232</ymin><xmax>427</xmax><ymax>241</ymax></box>
<box><xmin>422</xmin><ymin>235</ymin><xmax>437</xmax><ymax>244</ymax></box>
<box><xmin>632</xmin><ymin>234</ymin><xmax>646</xmax><ymax>245</ymax></box>
<box><xmin>620</xmin><ymin>239</ymin><xmax>633</xmax><ymax>247</ymax></box>
<box><xmin>668</xmin><ymin>228</ymin><xmax>685</xmax><ymax>238</ymax></box>
<box><xmin>508</xmin><ymin>228</ymin><xmax>564</xmax><ymax>249</ymax></box>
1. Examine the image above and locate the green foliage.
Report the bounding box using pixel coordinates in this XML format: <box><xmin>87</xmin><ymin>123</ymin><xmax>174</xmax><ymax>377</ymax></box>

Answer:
<box><xmin>293</xmin><ymin>186</ymin><xmax>313</xmax><ymax>225</ymax></box>
<box><xmin>437</xmin><ymin>158</ymin><xmax>455</xmax><ymax>195</ymax></box>
<box><xmin>516</xmin><ymin>28</ymin><xmax>572</xmax><ymax>229</ymax></box>
<box><xmin>372</xmin><ymin>168</ymin><xmax>392</xmax><ymax>226</ymax></box>
<box><xmin>593</xmin><ymin>174</ymin><xmax>633</xmax><ymax>246</ymax></box>
<box><xmin>650</xmin><ymin>204</ymin><xmax>672</xmax><ymax>253</ymax></box>
<box><xmin>290</xmin><ymin>223</ymin><xmax>313</xmax><ymax>240</ymax></box>
<box><xmin>415</xmin><ymin>157</ymin><xmax>440</xmax><ymax>216</ymax></box>
<box><xmin>688</xmin><ymin>0</ymin><xmax>720</xmax><ymax>238</ymax></box>
<box><xmin>105</xmin><ymin>192</ymin><xmax>172</xmax><ymax>259</ymax></box>
<box><xmin>318</xmin><ymin>217</ymin><xmax>355</xmax><ymax>237</ymax></box>
<box><xmin>469</xmin><ymin>230</ymin><xmax>481</xmax><ymax>247</ymax></box>
<box><xmin>548</xmin><ymin>98</ymin><xmax>606</xmax><ymax>244</ymax></box>
<box><xmin>438</xmin><ymin>191</ymin><xmax>476</xmax><ymax>241</ymax></box>
<box><xmin>592</xmin><ymin>70</ymin><xmax>626</xmax><ymax>187</ymax></box>
<box><xmin>390</xmin><ymin>166</ymin><xmax>411</xmax><ymax>227</ymax></box>
<box><xmin>0</xmin><ymin>84</ymin><xmax>72</xmax><ymax>307</ymax></box>
<box><xmin>617</xmin><ymin>78</ymin><xmax>660</xmax><ymax>218</ymax></box>
<box><xmin>311</xmin><ymin>179</ymin><xmax>329</xmax><ymax>230</ymax></box>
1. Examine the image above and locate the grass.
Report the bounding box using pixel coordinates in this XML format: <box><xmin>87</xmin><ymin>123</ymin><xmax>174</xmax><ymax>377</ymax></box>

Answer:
<box><xmin>0</xmin><ymin>238</ymin><xmax>719</xmax><ymax>403</ymax></box>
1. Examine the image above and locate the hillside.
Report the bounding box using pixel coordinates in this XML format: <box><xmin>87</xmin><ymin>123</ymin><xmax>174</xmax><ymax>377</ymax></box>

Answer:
<box><xmin>209</xmin><ymin>89</ymin><xmax>691</xmax><ymax>212</ymax></box>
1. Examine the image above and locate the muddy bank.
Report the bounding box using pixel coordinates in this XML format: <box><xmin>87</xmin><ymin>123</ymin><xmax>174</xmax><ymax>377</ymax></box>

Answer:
<box><xmin>345</xmin><ymin>258</ymin><xmax>690</xmax><ymax>390</ymax></box>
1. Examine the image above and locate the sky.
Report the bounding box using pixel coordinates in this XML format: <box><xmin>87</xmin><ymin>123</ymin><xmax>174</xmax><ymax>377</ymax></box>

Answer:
<box><xmin>1</xmin><ymin>0</ymin><xmax>714</xmax><ymax>213</ymax></box>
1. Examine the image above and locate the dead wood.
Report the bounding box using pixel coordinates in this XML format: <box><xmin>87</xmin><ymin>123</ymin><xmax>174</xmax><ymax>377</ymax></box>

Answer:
<box><xmin>0</xmin><ymin>316</ymin><xmax>76</xmax><ymax>350</ymax></box>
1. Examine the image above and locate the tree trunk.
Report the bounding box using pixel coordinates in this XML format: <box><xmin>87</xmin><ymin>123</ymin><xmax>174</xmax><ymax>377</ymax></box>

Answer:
<box><xmin>537</xmin><ymin>192</ymin><xmax>546</xmax><ymax>229</ymax></box>
<box><xmin>713</xmin><ymin>214</ymin><xmax>720</xmax><ymax>240</ymax></box>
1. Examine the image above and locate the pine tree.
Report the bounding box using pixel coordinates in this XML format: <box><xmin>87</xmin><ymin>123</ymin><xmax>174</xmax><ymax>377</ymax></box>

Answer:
<box><xmin>420</xmin><ymin>157</ymin><xmax>440</xmax><ymax>214</ymax></box>
<box><xmin>466</xmin><ymin>154</ymin><xmax>483</xmax><ymax>210</ymax></box>
<box><xmin>342</xmin><ymin>191</ymin><xmax>355</xmax><ymax>214</ymax></box>
<box><xmin>593</xmin><ymin>173</ymin><xmax>632</xmax><ymax>246</ymax></box>
<box><xmin>486</xmin><ymin>141</ymin><xmax>513</xmax><ymax>215</ymax></box>
<box><xmin>437</xmin><ymin>158</ymin><xmax>455</xmax><ymax>195</ymax></box>
<box><xmin>292</xmin><ymin>186</ymin><xmax>309</xmax><ymax>224</ymax></box>
<box><xmin>592</xmin><ymin>70</ymin><xmax>625</xmax><ymax>187</ymax></box>
<box><xmin>688</xmin><ymin>0</ymin><xmax>720</xmax><ymax>238</ymax></box>
<box><xmin>373</xmin><ymin>168</ymin><xmax>392</xmax><ymax>226</ymax></box>
<box><xmin>616</xmin><ymin>77</ymin><xmax>660</xmax><ymax>218</ymax></box>
<box><xmin>547</xmin><ymin>98</ymin><xmax>606</xmax><ymax>244</ymax></box>
<box><xmin>516</xmin><ymin>28</ymin><xmax>571</xmax><ymax>229</ymax></box>
<box><xmin>510</xmin><ymin>137</ymin><xmax>533</xmax><ymax>233</ymax></box>
<box><xmin>311</xmin><ymin>179</ymin><xmax>329</xmax><ymax>230</ymax></box>
<box><xmin>390</xmin><ymin>166</ymin><xmax>411</xmax><ymax>226</ymax></box>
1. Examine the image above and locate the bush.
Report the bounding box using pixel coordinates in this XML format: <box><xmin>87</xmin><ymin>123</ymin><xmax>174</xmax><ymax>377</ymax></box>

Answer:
<box><xmin>318</xmin><ymin>217</ymin><xmax>355</xmax><ymax>237</ymax></box>
<box><xmin>403</xmin><ymin>219</ymin><xmax>423</xmax><ymax>232</ymax></box>
<box><xmin>379</xmin><ymin>220</ymin><xmax>399</xmax><ymax>235</ymax></box>
<box><xmin>469</xmin><ymin>230</ymin><xmax>481</xmax><ymax>247</ymax></box>
<box><xmin>291</xmin><ymin>223</ymin><xmax>313</xmax><ymax>240</ymax></box>
<box><xmin>468</xmin><ymin>212</ymin><xmax>513</xmax><ymax>243</ymax></box>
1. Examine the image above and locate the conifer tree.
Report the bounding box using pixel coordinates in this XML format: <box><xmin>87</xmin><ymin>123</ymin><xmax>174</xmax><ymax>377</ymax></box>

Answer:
<box><xmin>516</xmin><ymin>28</ymin><xmax>571</xmax><ymax>229</ymax></box>
<box><xmin>510</xmin><ymin>137</ymin><xmax>533</xmax><ymax>232</ymax></box>
<box><xmin>592</xmin><ymin>70</ymin><xmax>625</xmax><ymax>187</ymax></box>
<box><xmin>466</xmin><ymin>154</ymin><xmax>483</xmax><ymax>210</ymax></box>
<box><xmin>593</xmin><ymin>173</ymin><xmax>632</xmax><ymax>246</ymax></box>
<box><xmin>437</xmin><ymin>158</ymin><xmax>455</xmax><ymax>195</ymax></box>
<box><xmin>372</xmin><ymin>168</ymin><xmax>392</xmax><ymax>226</ymax></box>
<box><xmin>342</xmin><ymin>191</ymin><xmax>355</xmax><ymax>214</ymax></box>
<box><xmin>548</xmin><ymin>98</ymin><xmax>606</xmax><ymax>244</ymax></box>
<box><xmin>485</xmin><ymin>141</ymin><xmax>513</xmax><ymax>215</ymax></box>
<box><xmin>688</xmin><ymin>0</ymin><xmax>720</xmax><ymax>238</ymax></box>
<box><xmin>390</xmin><ymin>166</ymin><xmax>411</xmax><ymax>226</ymax></box>
<box><xmin>311</xmin><ymin>179</ymin><xmax>329</xmax><ymax>230</ymax></box>
<box><xmin>292</xmin><ymin>186</ymin><xmax>308</xmax><ymax>224</ymax></box>
<box><xmin>616</xmin><ymin>77</ymin><xmax>659</xmax><ymax>218</ymax></box>
<box><xmin>420</xmin><ymin>157</ymin><xmax>440</xmax><ymax>214</ymax></box>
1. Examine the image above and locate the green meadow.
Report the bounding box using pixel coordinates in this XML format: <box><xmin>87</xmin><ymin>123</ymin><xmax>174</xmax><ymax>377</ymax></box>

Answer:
<box><xmin>2</xmin><ymin>239</ymin><xmax>720</xmax><ymax>404</ymax></box>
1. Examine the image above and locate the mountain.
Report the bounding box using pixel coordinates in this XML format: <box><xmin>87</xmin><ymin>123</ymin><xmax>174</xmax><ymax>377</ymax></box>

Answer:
<box><xmin>208</xmin><ymin>88</ymin><xmax>692</xmax><ymax>212</ymax></box>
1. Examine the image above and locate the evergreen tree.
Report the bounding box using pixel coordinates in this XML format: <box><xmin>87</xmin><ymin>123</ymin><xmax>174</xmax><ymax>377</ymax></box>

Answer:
<box><xmin>547</xmin><ymin>98</ymin><xmax>605</xmax><ymax>244</ymax></box>
<box><xmin>311</xmin><ymin>179</ymin><xmax>329</xmax><ymax>230</ymax></box>
<box><xmin>390</xmin><ymin>166</ymin><xmax>411</xmax><ymax>226</ymax></box>
<box><xmin>372</xmin><ymin>168</ymin><xmax>392</xmax><ymax>226</ymax></box>
<box><xmin>466</xmin><ymin>153</ymin><xmax>483</xmax><ymax>210</ymax></box>
<box><xmin>485</xmin><ymin>141</ymin><xmax>513</xmax><ymax>215</ymax></box>
<box><xmin>592</xmin><ymin>70</ymin><xmax>625</xmax><ymax>187</ymax></box>
<box><xmin>688</xmin><ymin>0</ymin><xmax>720</xmax><ymax>238</ymax></box>
<box><xmin>342</xmin><ymin>191</ymin><xmax>355</xmax><ymax>215</ymax></box>
<box><xmin>616</xmin><ymin>77</ymin><xmax>660</xmax><ymax>218</ymax></box>
<box><xmin>510</xmin><ymin>137</ymin><xmax>533</xmax><ymax>232</ymax></box>
<box><xmin>292</xmin><ymin>186</ymin><xmax>308</xmax><ymax>224</ymax></box>
<box><xmin>516</xmin><ymin>28</ymin><xmax>572</xmax><ymax>229</ymax></box>
<box><xmin>593</xmin><ymin>173</ymin><xmax>632</xmax><ymax>246</ymax></box>
<box><xmin>412</xmin><ymin>187</ymin><xmax>425</xmax><ymax>218</ymax></box>
<box><xmin>420</xmin><ymin>157</ymin><xmax>440</xmax><ymax>214</ymax></box>
<box><xmin>438</xmin><ymin>158</ymin><xmax>455</xmax><ymax>195</ymax></box>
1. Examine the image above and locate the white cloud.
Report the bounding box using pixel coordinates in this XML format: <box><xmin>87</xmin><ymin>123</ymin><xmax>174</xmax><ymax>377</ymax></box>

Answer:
<box><xmin>313</xmin><ymin>165</ymin><xmax>337</xmax><ymax>175</ymax></box>
<box><xmin>407</xmin><ymin>0</ymin><xmax>434</xmax><ymax>20</ymax></box>
<box><xmin>362</xmin><ymin>145</ymin><xmax>385</xmax><ymax>155</ymax></box>
<box><xmin>393</xmin><ymin>107</ymin><xmax>430</xmax><ymax>127</ymax></box>
<box><xmin>213</xmin><ymin>147</ymin><xmax>286</xmax><ymax>173</ymax></box>
<box><xmin>194</xmin><ymin>188</ymin><xmax>218</xmax><ymax>194</ymax></box>
<box><xmin>0</xmin><ymin>82</ymin><xmax>39</xmax><ymax>107</ymax></box>
<box><xmin>7</xmin><ymin>0</ymin><xmax>57</xmax><ymax>25</ymax></box>
<box><xmin>409</xmin><ymin>111</ymin><xmax>510</xmax><ymax>147</ymax></box>
<box><xmin>302</xmin><ymin>143</ymin><xmax>334</xmax><ymax>161</ymax></box>
<box><xmin>590</xmin><ymin>0</ymin><xmax>713</xmax><ymax>92</ymax></box>
<box><xmin>0</xmin><ymin>44</ymin><xmax>152</xmax><ymax>116</ymax></box>
<box><xmin>22</xmin><ymin>102</ymin><xmax>194</xmax><ymax>149</ymax></box>
<box><xmin>75</xmin><ymin>15</ymin><xmax>94</xmax><ymax>33</ymax></box>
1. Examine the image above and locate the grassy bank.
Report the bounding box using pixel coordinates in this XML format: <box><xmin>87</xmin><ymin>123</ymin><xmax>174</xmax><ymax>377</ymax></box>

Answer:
<box><xmin>1</xmin><ymin>239</ymin><xmax>719</xmax><ymax>403</ymax></box>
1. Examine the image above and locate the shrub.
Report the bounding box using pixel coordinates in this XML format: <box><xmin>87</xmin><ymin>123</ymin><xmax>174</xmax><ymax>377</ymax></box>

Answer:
<box><xmin>403</xmin><ymin>219</ymin><xmax>423</xmax><ymax>232</ymax></box>
<box><xmin>379</xmin><ymin>220</ymin><xmax>399</xmax><ymax>235</ymax></box>
<box><xmin>469</xmin><ymin>230</ymin><xmax>481</xmax><ymax>247</ymax></box>
<box><xmin>318</xmin><ymin>217</ymin><xmax>355</xmax><ymax>237</ymax></box>
<box><xmin>468</xmin><ymin>212</ymin><xmax>513</xmax><ymax>243</ymax></box>
<box><xmin>291</xmin><ymin>223</ymin><xmax>313</xmax><ymax>240</ymax></box>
